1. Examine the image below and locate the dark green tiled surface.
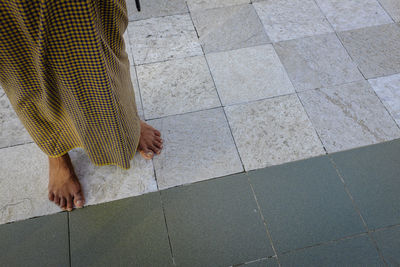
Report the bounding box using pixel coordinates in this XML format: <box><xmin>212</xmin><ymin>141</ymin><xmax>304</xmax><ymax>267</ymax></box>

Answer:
<box><xmin>69</xmin><ymin>191</ymin><xmax>173</xmax><ymax>267</ymax></box>
<box><xmin>249</xmin><ymin>156</ymin><xmax>365</xmax><ymax>253</ymax></box>
<box><xmin>242</xmin><ymin>257</ymin><xmax>279</xmax><ymax>267</ymax></box>
<box><xmin>161</xmin><ymin>173</ymin><xmax>273</xmax><ymax>267</ymax></box>
<box><xmin>0</xmin><ymin>212</ymin><xmax>69</xmax><ymax>267</ymax></box>
<box><xmin>372</xmin><ymin>225</ymin><xmax>400</xmax><ymax>266</ymax></box>
<box><xmin>330</xmin><ymin>139</ymin><xmax>400</xmax><ymax>229</ymax></box>
<box><xmin>279</xmin><ymin>235</ymin><xmax>383</xmax><ymax>266</ymax></box>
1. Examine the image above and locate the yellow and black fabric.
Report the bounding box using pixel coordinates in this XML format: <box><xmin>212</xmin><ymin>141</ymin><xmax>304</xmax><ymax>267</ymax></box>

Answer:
<box><xmin>0</xmin><ymin>0</ymin><xmax>141</xmax><ymax>169</ymax></box>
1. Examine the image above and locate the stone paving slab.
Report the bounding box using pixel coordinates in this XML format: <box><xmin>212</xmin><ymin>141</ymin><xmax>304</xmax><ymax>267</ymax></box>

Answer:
<box><xmin>126</xmin><ymin>0</ymin><xmax>188</xmax><ymax>21</ymax></box>
<box><xmin>379</xmin><ymin>0</ymin><xmax>400</xmax><ymax>22</ymax></box>
<box><xmin>186</xmin><ymin>0</ymin><xmax>250</xmax><ymax>12</ymax></box>
<box><xmin>372</xmin><ymin>225</ymin><xmax>400</xmax><ymax>266</ymax></box>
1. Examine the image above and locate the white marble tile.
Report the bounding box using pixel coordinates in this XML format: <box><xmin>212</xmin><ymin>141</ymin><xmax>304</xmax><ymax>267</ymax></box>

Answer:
<box><xmin>206</xmin><ymin>45</ymin><xmax>295</xmax><ymax>106</ymax></box>
<box><xmin>137</xmin><ymin>56</ymin><xmax>220</xmax><ymax>119</ymax></box>
<box><xmin>274</xmin><ymin>33</ymin><xmax>363</xmax><ymax>92</ymax></box>
<box><xmin>379</xmin><ymin>0</ymin><xmax>400</xmax><ymax>22</ymax></box>
<box><xmin>253</xmin><ymin>0</ymin><xmax>333</xmax><ymax>42</ymax></box>
<box><xmin>0</xmin><ymin>94</ymin><xmax>33</xmax><ymax>148</ymax></box>
<box><xmin>123</xmin><ymin>30</ymin><xmax>134</xmax><ymax>66</ymax></box>
<box><xmin>369</xmin><ymin>73</ymin><xmax>400</xmax><ymax>126</ymax></box>
<box><xmin>127</xmin><ymin>14</ymin><xmax>203</xmax><ymax>65</ymax></box>
<box><xmin>68</xmin><ymin>148</ymin><xmax>157</xmax><ymax>205</ymax></box>
<box><xmin>338</xmin><ymin>23</ymin><xmax>400</xmax><ymax>79</ymax></box>
<box><xmin>0</xmin><ymin>143</ymin><xmax>157</xmax><ymax>225</ymax></box>
<box><xmin>298</xmin><ymin>80</ymin><xmax>400</xmax><ymax>153</ymax></box>
<box><xmin>148</xmin><ymin>108</ymin><xmax>243</xmax><ymax>190</ymax></box>
<box><xmin>187</xmin><ymin>0</ymin><xmax>250</xmax><ymax>12</ymax></box>
<box><xmin>128</xmin><ymin>64</ymin><xmax>145</xmax><ymax>120</ymax></box>
<box><xmin>315</xmin><ymin>0</ymin><xmax>393</xmax><ymax>31</ymax></box>
<box><xmin>0</xmin><ymin>84</ymin><xmax>4</xmax><ymax>98</ymax></box>
<box><xmin>191</xmin><ymin>4</ymin><xmax>270</xmax><ymax>53</ymax></box>
<box><xmin>224</xmin><ymin>94</ymin><xmax>325</xmax><ymax>171</ymax></box>
<box><xmin>126</xmin><ymin>0</ymin><xmax>188</xmax><ymax>21</ymax></box>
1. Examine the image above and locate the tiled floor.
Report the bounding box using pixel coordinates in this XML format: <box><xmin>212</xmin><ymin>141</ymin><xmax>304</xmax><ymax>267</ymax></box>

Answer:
<box><xmin>1</xmin><ymin>0</ymin><xmax>400</xmax><ymax>265</ymax></box>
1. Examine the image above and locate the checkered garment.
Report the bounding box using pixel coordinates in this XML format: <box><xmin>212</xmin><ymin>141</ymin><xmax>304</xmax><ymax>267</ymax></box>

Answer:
<box><xmin>0</xmin><ymin>0</ymin><xmax>141</xmax><ymax>169</ymax></box>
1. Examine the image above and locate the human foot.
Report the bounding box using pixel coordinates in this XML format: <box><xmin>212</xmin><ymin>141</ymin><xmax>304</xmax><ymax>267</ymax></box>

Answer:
<box><xmin>138</xmin><ymin>120</ymin><xmax>163</xmax><ymax>160</ymax></box>
<box><xmin>48</xmin><ymin>153</ymin><xmax>85</xmax><ymax>211</ymax></box>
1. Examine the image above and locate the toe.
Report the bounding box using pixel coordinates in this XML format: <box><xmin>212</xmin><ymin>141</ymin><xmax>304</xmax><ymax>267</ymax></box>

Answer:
<box><xmin>153</xmin><ymin>140</ymin><xmax>163</xmax><ymax>149</ymax></box>
<box><xmin>60</xmin><ymin>197</ymin><xmax>66</xmax><ymax>210</ymax></box>
<box><xmin>66</xmin><ymin>196</ymin><xmax>73</xmax><ymax>211</ymax></box>
<box><xmin>54</xmin><ymin>195</ymin><xmax>60</xmax><ymax>205</ymax></box>
<box><xmin>48</xmin><ymin>192</ymin><xmax>54</xmax><ymax>201</ymax></box>
<box><xmin>150</xmin><ymin>145</ymin><xmax>161</xmax><ymax>155</ymax></box>
<box><xmin>154</xmin><ymin>129</ymin><xmax>161</xmax><ymax>136</ymax></box>
<box><xmin>140</xmin><ymin>149</ymin><xmax>154</xmax><ymax>160</ymax></box>
<box><xmin>73</xmin><ymin>190</ymin><xmax>85</xmax><ymax>208</ymax></box>
<box><xmin>155</xmin><ymin>136</ymin><xmax>162</xmax><ymax>143</ymax></box>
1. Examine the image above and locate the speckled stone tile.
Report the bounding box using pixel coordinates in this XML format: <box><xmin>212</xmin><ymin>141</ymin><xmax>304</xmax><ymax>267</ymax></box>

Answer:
<box><xmin>0</xmin><ymin>94</ymin><xmax>33</xmax><ymax>148</ymax></box>
<box><xmin>379</xmin><ymin>0</ymin><xmax>400</xmax><ymax>22</ymax></box>
<box><xmin>127</xmin><ymin>14</ymin><xmax>203</xmax><ymax>65</ymax></box>
<box><xmin>224</xmin><ymin>94</ymin><xmax>325</xmax><ymax>171</ymax></box>
<box><xmin>136</xmin><ymin>56</ymin><xmax>220</xmax><ymax>119</ymax></box>
<box><xmin>338</xmin><ymin>23</ymin><xmax>400</xmax><ymax>79</ymax></box>
<box><xmin>126</xmin><ymin>0</ymin><xmax>188</xmax><ymax>21</ymax></box>
<box><xmin>315</xmin><ymin>0</ymin><xmax>393</xmax><ymax>31</ymax></box>
<box><xmin>123</xmin><ymin>30</ymin><xmax>134</xmax><ymax>66</ymax></box>
<box><xmin>191</xmin><ymin>4</ymin><xmax>270</xmax><ymax>54</ymax></box>
<box><xmin>369</xmin><ymin>73</ymin><xmax>400</xmax><ymax>127</ymax></box>
<box><xmin>206</xmin><ymin>45</ymin><xmax>295</xmax><ymax>106</ymax></box>
<box><xmin>186</xmin><ymin>0</ymin><xmax>250</xmax><ymax>12</ymax></box>
<box><xmin>253</xmin><ymin>0</ymin><xmax>333</xmax><ymax>42</ymax></box>
<box><xmin>148</xmin><ymin>108</ymin><xmax>243</xmax><ymax>190</ymax></box>
<box><xmin>0</xmin><ymin>143</ymin><xmax>59</xmax><ymax>225</ymax></box>
<box><xmin>128</xmin><ymin>62</ymin><xmax>145</xmax><ymax>120</ymax></box>
<box><xmin>68</xmin><ymin>147</ymin><xmax>157</xmax><ymax>205</ymax></box>
<box><xmin>274</xmin><ymin>33</ymin><xmax>363</xmax><ymax>92</ymax></box>
<box><xmin>298</xmin><ymin>80</ymin><xmax>400</xmax><ymax>153</ymax></box>
<box><xmin>0</xmin><ymin>85</ymin><xmax>4</xmax><ymax>98</ymax></box>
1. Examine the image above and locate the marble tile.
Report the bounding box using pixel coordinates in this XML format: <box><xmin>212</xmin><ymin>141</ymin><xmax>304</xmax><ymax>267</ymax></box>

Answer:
<box><xmin>186</xmin><ymin>0</ymin><xmax>250</xmax><ymax>12</ymax></box>
<box><xmin>148</xmin><ymin>108</ymin><xmax>243</xmax><ymax>190</ymax></box>
<box><xmin>379</xmin><ymin>0</ymin><xmax>400</xmax><ymax>22</ymax></box>
<box><xmin>0</xmin><ymin>84</ymin><xmax>4</xmax><ymax>98</ymax></box>
<box><xmin>224</xmin><ymin>94</ymin><xmax>325</xmax><ymax>171</ymax></box>
<box><xmin>369</xmin><ymin>73</ymin><xmax>400</xmax><ymax>126</ymax></box>
<box><xmin>128</xmin><ymin>63</ymin><xmax>145</xmax><ymax>120</ymax></box>
<box><xmin>123</xmin><ymin>30</ymin><xmax>134</xmax><ymax>66</ymax></box>
<box><xmin>0</xmin><ymin>94</ymin><xmax>33</xmax><ymax>148</ymax></box>
<box><xmin>127</xmin><ymin>14</ymin><xmax>203</xmax><ymax>65</ymax></box>
<box><xmin>206</xmin><ymin>45</ymin><xmax>295</xmax><ymax>106</ymax></box>
<box><xmin>315</xmin><ymin>0</ymin><xmax>393</xmax><ymax>31</ymax></box>
<box><xmin>136</xmin><ymin>56</ymin><xmax>220</xmax><ymax>119</ymax></box>
<box><xmin>274</xmin><ymin>33</ymin><xmax>363</xmax><ymax>92</ymax></box>
<box><xmin>253</xmin><ymin>0</ymin><xmax>333</xmax><ymax>42</ymax></box>
<box><xmin>298</xmin><ymin>80</ymin><xmax>400</xmax><ymax>153</ymax></box>
<box><xmin>0</xmin><ymin>143</ymin><xmax>157</xmax><ymax>225</ymax></box>
<box><xmin>126</xmin><ymin>0</ymin><xmax>188</xmax><ymax>21</ymax></box>
<box><xmin>191</xmin><ymin>4</ymin><xmax>270</xmax><ymax>54</ymax></box>
<box><xmin>338</xmin><ymin>23</ymin><xmax>400</xmax><ymax>79</ymax></box>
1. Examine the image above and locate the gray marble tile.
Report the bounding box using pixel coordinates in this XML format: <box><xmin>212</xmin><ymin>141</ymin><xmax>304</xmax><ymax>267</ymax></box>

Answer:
<box><xmin>274</xmin><ymin>33</ymin><xmax>363</xmax><ymax>92</ymax></box>
<box><xmin>0</xmin><ymin>143</ymin><xmax>157</xmax><ymax>225</ymax></box>
<box><xmin>224</xmin><ymin>94</ymin><xmax>325</xmax><ymax>171</ymax></box>
<box><xmin>379</xmin><ymin>0</ymin><xmax>400</xmax><ymax>22</ymax></box>
<box><xmin>369</xmin><ymin>73</ymin><xmax>400</xmax><ymax>126</ymax></box>
<box><xmin>253</xmin><ymin>0</ymin><xmax>333</xmax><ymax>42</ymax></box>
<box><xmin>315</xmin><ymin>0</ymin><xmax>393</xmax><ymax>31</ymax></box>
<box><xmin>128</xmin><ymin>63</ymin><xmax>145</xmax><ymax>120</ymax></box>
<box><xmin>187</xmin><ymin>0</ymin><xmax>250</xmax><ymax>12</ymax></box>
<box><xmin>137</xmin><ymin>56</ymin><xmax>220</xmax><ymax>119</ymax></box>
<box><xmin>126</xmin><ymin>0</ymin><xmax>188</xmax><ymax>21</ymax></box>
<box><xmin>191</xmin><ymin>4</ymin><xmax>270</xmax><ymax>54</ymax></box>
<box><xmin>127</xmin><ymin>14</ymin><xmax>203</xmax><ymax>65</ymax></box>
<box><xmin>338</xmin><ymin>23</ymin><xmax>400</xmax><ymax>79</ymax></box>
<box><xmin>0</xmin><ymin>94</ymin><xmax>33</xmax><ymax>148</ymax></box>
<box><xmin>298</xmin><ymin>80</ymin><xmax>400</xmax><ymax>153</ymax></box>
<box><xmin>148</xmin><ymin>108</ymin><xmax>243</xmax><ymax>190</ymax></box>
<box><xmin>206</xmin><ymin>45</ymin><xmax>295</xmax><ymax>106</ymax></box>
<box><xmin>123</xmin><ymin>30</ymin><xmax>134</xmax><ymax>66</ymax></box>
<box><xmin>68</xmin><ymin>148</ymin><xmax>157</xmax><ymax>205</ymax></box>
<box><xmin>0</xmin><ymin>85</ymin><xmax>4</xmax><ymax>98</ymax></box>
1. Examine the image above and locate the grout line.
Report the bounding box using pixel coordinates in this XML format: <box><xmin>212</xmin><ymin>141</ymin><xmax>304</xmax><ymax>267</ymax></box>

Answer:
<box><xmin>376</xmin><ymin>0</ymin><xmax>397</xmax><ymax>23</ymax></box>
<box><xmin>247</xmin><ymin>175</ymin><xmax>281</xmax><ymax>267</ymax></box>
<box><xmin>67</xmin><ymin>212</ymin><xmax>72</xmax><ymax>267</ymax></box>
<box><xmin>158</xmin><ymin>191</ymin><xmax>177</xmax><ymax>266</ymax></box>
<box><xmin>128</xmin><ymin>11</ymin><xmax>190</xmax><ymax>23</ymax></box>
<box><xmin>0</xmin><ymin>141</ymin><xmax>34</xmax><ymax>150</ymax></box>
<box><xmin>327</xmin><ymin>156</ymin><xmax>388</xmax><ymax>266</ymax></box>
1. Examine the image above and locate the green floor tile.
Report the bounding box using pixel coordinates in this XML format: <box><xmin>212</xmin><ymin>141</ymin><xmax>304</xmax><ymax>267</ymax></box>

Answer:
<box><xmin>330</xmin><ymin>139</ymin><xmax>400</xmax><ymax>229</ymax></box>
<box><xmin>372</xmin><ymin>225</ymin><xmax>400</xmax><ymax>266</ymax></box>
<box><xmin>241</xmin><ymin>257</ymin><xmax>279</xmax><ymax>267</ymax></box>
<box><xmin>0</xmin><ymin>212</ymin><xmax>69</xmax><ymax>267</ymax></box>
<box><xmin>69</xmin><ymin>192</ymin><xmax>173</xmax><ymax>267</ymax></box>
<box><xmin>279</xmin><ymin>235</ymin><xmax>383</xmax><ymax>266</ymax></box>
<box><xmin>249</xmin><ymin>155</ymin><xmax>365</xmax><ymax>253</ymax></box>
<box><xmin>161</xmin><ymin>173</ymin><xmax>273</xmax><ymax>267</ymax></box>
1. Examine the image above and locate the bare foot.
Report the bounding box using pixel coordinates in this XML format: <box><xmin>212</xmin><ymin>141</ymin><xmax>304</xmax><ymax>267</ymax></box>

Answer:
<box><xmin>48</xmin><ymin>153</ymin><xmax>85</xmax><ymax>211</ymax></box>
<box><xmin>137</xmin><ymin>120</ymin><xmax>163</xmax><ymax>160</ymax></box>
